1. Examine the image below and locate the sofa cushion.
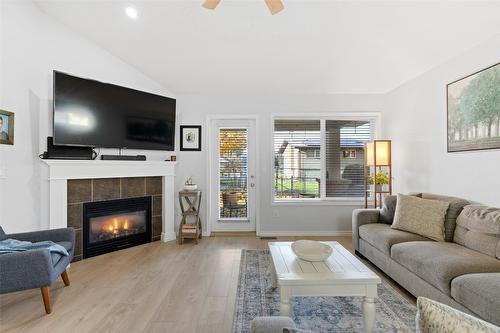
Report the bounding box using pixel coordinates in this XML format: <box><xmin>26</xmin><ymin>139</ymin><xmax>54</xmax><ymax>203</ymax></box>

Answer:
<box><xmin>454</xmin><ymin>205</ymin><xmax>500</xmax><ymax>259</ymax></box>
<box><xmin>451</xmin><ymin>273</ymin><xmax>500</xmax><ymax>326</ymax></box>
<box><xmin>421</xmin><ymin>193</ymin><xmax>470</xmax><ymax>242</ymax></box>
<box><xmin>358</xmin><ymin>223</ymin><xmax>431</xmax><ymax>256</ymax></box>
<box><xmin>379</xmin><ymin>195</ymin><xmax>397</xmax><ymax>224</ymax></box>
<box><xmin>391</xmin><ymin>241</ymin><xmax>500</xmax><ymax>294</ymax></box>
<box><xmin>391</xmin><ymin>194</ymin><xmax>449</xmax><ymax>241</ymax></box>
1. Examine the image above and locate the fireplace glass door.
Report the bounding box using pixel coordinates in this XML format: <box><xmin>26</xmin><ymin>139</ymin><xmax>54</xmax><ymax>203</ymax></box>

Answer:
<box><xmin>83</xmin><ymin>196</ymin><xmax>152</xmax><ymax>258</ymax></box>
<box><xmin>88</xmin><ymin>211</ymin><xmax>147</xmax><ymax>244</ymax></box>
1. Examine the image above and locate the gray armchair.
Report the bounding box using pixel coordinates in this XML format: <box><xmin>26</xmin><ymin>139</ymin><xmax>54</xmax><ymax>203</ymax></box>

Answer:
<box><xmin>0</xmin><ymin>226</ymin><xmax>75</xmax><ymax>314</ymax></box>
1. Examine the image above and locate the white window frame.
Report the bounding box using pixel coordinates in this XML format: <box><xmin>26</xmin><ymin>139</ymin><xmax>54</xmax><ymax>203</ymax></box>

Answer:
<box><xmin>271</xmin><ymin>112</ymin><xmax>381</xmax><ymax>206</ymax></box>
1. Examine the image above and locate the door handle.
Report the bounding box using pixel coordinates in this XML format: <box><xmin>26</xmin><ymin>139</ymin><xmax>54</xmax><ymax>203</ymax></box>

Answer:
<box><xmin>250</xmin><ymin>183</ymin><xmax>255</xmax><ymax>188</ymax></box>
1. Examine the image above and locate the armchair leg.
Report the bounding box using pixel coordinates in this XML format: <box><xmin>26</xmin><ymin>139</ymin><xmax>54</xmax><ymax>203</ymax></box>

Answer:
<box><xmin>61</xmin><ymin>269</ymin><xmax>70</xmax><ymax>286</ymax></box>
<box><xmin>40</xmin><ymin>287</ymin><xmax>52</xmax><ymax>314</ymax></box>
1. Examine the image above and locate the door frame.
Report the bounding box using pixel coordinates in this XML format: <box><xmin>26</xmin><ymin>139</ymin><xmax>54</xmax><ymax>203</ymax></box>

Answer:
<box><xmin>206</xmin><ymin>115</ymin><xmax>261</xmax><ymax>236</ymax></box>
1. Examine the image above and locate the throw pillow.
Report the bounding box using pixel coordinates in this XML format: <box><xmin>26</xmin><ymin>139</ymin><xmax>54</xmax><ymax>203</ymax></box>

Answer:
<box><xmin>379</xmin><ymin>195</ymin><xmax>397</xmax><ymax>224</ymax></box>
<box><xmin>391</xmin><ymin>194</ymin><xmax>449</xmax><ymax>241</ymax></box>
<box><xmin>416</xmin><ymin>297</ymin><xmax>500</xmax><ymax>333</ymax></box>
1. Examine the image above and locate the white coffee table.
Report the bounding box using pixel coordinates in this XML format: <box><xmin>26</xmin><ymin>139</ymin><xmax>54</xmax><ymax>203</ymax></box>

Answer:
<box><xmin>268</xmin><ymin>241</ymin><xmax>381</xmax><ymax>333</ymax></box>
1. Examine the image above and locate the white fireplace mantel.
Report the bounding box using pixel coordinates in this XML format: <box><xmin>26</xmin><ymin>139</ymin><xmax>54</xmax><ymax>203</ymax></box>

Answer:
<box><xmin>41</xmin><ymin>160</ymin><xmax>178</xmax><ymax>242</ymax></box>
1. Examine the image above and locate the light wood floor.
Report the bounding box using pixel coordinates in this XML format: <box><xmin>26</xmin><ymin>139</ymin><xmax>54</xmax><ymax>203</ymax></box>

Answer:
<box><xmin>0</xmin><ymin>236</ymin><xmax>415</xmax><ymax>333</ymax></box>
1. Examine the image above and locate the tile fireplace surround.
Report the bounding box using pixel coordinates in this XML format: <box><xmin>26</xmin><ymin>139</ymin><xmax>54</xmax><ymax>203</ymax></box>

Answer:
<box><xmin>42</xmin><ymin>160</ymin><xmax>177</xmax><ymax>261</ymax></box>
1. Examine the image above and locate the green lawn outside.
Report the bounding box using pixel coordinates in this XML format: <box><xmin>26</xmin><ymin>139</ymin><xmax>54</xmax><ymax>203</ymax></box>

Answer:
<box><xmin>274</xmin><ymin>177</ymin><xmax>319</xmax><ymax>197</ymax></box>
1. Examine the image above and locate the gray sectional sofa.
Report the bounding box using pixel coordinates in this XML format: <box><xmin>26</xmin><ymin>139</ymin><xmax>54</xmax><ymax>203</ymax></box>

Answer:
<box><xmin>352</xmin><ymin>193</ymin><xmax>500</xmax><ymax>326</ymax></box>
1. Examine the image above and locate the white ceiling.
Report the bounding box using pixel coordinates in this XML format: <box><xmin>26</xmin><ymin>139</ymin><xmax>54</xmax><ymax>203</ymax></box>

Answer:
<box><xmin>35</xmin><ymin>0</ymin><xmax>500</xmax><ymax>95</ymax></box>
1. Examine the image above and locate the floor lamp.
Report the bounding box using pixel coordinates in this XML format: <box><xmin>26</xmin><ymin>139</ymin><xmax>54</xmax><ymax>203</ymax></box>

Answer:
<box><xmin>364</xmin><ymin>140</ymin><xmax>392</xmax><ymax>208</ymax></box>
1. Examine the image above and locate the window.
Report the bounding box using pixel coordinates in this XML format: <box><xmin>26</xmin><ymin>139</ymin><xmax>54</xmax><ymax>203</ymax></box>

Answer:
<box><xmin>274</xmin><ymin>120</ymin><xmax>321</xmax><ymax>199</ymax></box>
<box><xmin>273</xmin><ymin>118</ymin><xmax>373</xmax><ymax>201</ymax></box>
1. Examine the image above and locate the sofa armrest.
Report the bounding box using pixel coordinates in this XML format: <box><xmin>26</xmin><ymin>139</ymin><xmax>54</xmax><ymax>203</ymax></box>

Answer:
<box><xmin>0</xmin><ymin>249</ymin><xmax>54</xmax><ymax>293</ymax></box>
<box><xmin>6</xmin><ymin>228</ymin><xmax>75</xmax><ymax>245</ymax></box>
<box><xmin>352</xmin><ymin>209</ymin><xmax>380</xmax><ymax>252</ymax></box>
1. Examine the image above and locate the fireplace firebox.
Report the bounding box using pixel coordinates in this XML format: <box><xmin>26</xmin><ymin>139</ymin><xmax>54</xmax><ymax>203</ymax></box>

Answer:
<box><xmin>83</xmin><ymin>196</ymin><xmax>152</xmax><ymax>258</ymax></box>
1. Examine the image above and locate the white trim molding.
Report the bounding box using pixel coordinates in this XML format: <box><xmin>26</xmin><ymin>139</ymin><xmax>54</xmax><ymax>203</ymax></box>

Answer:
<box><xmin>41</xmin><ymin>160</ymin><xmax>178</xmax><ymax>243</ymax></box>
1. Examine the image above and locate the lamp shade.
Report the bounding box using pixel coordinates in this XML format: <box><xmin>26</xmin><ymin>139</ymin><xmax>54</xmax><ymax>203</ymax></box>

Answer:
<box><xmin>365</xmin><ymin>140</ymin><xmax>391</xmax><ymax>166</ymax></box>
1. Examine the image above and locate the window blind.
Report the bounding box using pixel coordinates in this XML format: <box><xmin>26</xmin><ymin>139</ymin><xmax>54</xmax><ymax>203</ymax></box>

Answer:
<box><xmin>219</xmin><ymin>128</ymin><xmax>248</xmax><ymax>218</ymax></box>
<box><xmin>273</xmin><ymin>120</ymin><xmax>321</xmax><ymax>199</ymax></box>
<box><xmin>325</xmin><ymin>120</ymin><xmax>371</xmax><ymax>197</ymax></box>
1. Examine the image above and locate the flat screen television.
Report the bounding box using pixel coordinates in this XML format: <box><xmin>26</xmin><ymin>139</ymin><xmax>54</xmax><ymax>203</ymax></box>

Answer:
<box><xmin>53</xmin><ymin>71</ymin><xmax>176</xmax><ymax>151</ymax></box>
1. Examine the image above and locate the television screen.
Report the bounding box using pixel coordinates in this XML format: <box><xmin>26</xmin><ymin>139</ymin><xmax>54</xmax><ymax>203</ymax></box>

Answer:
<box><xmin>53</xmin><ymin>71</ymin><xmax>176</xmax><ymax>150</ymax></box>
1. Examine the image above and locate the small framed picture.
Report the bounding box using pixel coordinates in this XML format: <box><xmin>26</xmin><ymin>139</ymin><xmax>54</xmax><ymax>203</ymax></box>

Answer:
<box><xmin>180</xmin><ymin>125</ymin><xmax>202</xmax><ymax>151</ymax></box>
<box><xmin>0</xmin><ymin>110</ymin><xmax>14</xmax><ymax>145</ymax></box>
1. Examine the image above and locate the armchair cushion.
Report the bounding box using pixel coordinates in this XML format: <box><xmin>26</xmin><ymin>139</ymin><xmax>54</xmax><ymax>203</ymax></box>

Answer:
<box><xmin>51</xmin><ymin>241</ymin><xmax>73</xmax><ymax>265</ymax></box>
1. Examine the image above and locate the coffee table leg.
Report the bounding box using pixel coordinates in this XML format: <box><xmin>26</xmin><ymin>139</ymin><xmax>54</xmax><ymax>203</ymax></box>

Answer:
<box><xmin>280</xmin><ymin>287</ymin><xmax>292</xmax><ymax>316</ymax></box>
<box><xmin>362</xmin><ymin>297</ymin><xmax>375</xmax><ymax>333</ymax></box>
<box><xmin>269</xmin><ymin>262</ymin><xmax>278</xmax><ymax>289</ymax></box>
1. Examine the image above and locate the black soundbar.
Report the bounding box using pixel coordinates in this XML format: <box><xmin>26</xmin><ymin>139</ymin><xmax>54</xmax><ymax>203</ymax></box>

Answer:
<box><xmin>101</xmin><ymin>155</ymin><xmax>147</xmax><ymax>161</ymax></box>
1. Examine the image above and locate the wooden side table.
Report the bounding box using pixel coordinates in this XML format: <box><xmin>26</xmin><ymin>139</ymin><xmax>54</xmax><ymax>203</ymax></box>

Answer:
<box><xmin>178</xmin><ymin>190</ymin><xmax>202</xmax><ymax>244</ymax></box>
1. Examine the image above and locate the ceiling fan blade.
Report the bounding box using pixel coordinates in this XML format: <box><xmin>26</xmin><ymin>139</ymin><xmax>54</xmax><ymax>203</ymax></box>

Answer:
<box><xmin>264</xmin><ymin>0</ymin><xmax>284</xmax><ymax>15</ymax></box>
<box><xmin>202</xmin><ymin>0</ymin><xmax>221</xmax><ymax>10</ymax></box>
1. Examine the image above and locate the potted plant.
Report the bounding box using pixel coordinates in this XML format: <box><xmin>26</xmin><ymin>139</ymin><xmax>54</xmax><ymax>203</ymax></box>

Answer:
<box><xmin>184</xmin><ymin>176</ymin><xmax>197</xmax><ymax>191</ymax></box>
<box><xmin>367</xmin><ymin>171</ymin><xmax>390</xmax><ymax>192</ymax></box>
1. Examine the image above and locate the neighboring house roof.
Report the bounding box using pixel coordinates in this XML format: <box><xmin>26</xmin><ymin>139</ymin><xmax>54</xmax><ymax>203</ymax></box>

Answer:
<box><xmin>340</xmin><ymin>139</ymin><xmax>365</xmax><ymax>148</ymax></box>
<box><xmin>294</xmin><ymin>138</ymin><xmax>365</xmax><ymax>149</ymax></box>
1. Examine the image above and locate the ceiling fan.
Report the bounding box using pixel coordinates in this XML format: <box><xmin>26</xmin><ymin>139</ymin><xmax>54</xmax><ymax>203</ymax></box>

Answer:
<box><xmin>202</xmin><ymin>0</ymin><xmax>285</xmax><ymax>15</ymax></box>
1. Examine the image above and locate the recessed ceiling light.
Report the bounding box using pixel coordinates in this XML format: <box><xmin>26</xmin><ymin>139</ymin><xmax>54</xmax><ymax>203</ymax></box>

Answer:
<box><xmin>125</xmin><ymin>6</ymin><xmax>138</xmax><ymax>19</ymax></box>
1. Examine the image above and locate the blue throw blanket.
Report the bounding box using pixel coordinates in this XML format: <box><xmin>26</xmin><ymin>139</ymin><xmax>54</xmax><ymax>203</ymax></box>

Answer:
<box><xmin>0</xmin><ymin>239</ymin><xmax>69</xmax><ymax>264</ymax></box>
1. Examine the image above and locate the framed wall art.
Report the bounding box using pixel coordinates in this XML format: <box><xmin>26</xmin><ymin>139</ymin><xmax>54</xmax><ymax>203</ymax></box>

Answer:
<box><xmin>447</xmin><ymin>62</ymin><xmax>500</xmax><ymax>152</ymax></box>
<box><xmin>180</xmin><ymin>125</ymin><xmax>202</xmax><ymax>151</ymax></box>
<box><xmin>0</xmin><ymin>110</ymin><xmax>14</xmax><ymax>145</ymax></box>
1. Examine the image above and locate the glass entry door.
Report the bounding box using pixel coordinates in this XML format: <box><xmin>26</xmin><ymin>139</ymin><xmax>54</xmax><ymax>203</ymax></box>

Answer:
<box><xmin>210</xmin><ymin>119</ymin><xmax>256</xmax><ymax>232</ymax></box>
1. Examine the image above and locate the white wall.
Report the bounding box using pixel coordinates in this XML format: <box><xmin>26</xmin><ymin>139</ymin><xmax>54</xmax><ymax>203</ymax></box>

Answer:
<box><xmin>383</xmin><ymin>34</ymin><xmax>500</xmax><ymax>206</ymax></box>
<box><xmin>176</xmin><ymin>94</ymin><xmax>383</xmax><ymax>235</ymax></box>
<box><xmin>0</xmin><ymin>0</ymin><xmax>175</xmax><ymax>233</ymax></box>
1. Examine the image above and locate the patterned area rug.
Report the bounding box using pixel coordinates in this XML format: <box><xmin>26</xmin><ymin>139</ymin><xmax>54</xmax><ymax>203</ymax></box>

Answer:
<box><xmin>233</xmin><ymin>249</ymin><xmax>416</xmax><ymax>333</ymax></box>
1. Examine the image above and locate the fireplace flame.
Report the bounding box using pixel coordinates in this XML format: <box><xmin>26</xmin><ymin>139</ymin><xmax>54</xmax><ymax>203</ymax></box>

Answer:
<box><xmin>95</xmin><ymin>215</ymin><xmax>140</xmax><ymax>239</ymax></box>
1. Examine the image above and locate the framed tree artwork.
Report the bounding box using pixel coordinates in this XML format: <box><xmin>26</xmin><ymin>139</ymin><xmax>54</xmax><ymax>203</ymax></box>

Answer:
<box><xmin>180</xmin><ymin>125</ymin><xmax>202</xmax><ymax>151</ymax></box>
<box><xmin>0</xmin><ymin>110</ymin><xmax>14</xmax><ymax>145</ymax></box>
<box><xmin>447</xmin><ymin>62</ymin><xmax>500</xmax><ymax>152</ymax></box>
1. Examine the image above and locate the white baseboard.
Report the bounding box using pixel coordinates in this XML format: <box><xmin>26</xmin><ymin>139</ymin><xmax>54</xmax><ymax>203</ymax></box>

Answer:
<box><xmin>161</xmin><ymin>231</ymin><xmax>177</xmax><ymax>242</ymax></box>
<box><xmin>258</xmin><ymin>231</ymin><xmax>352</xmax><ymax>237</ymax></box>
